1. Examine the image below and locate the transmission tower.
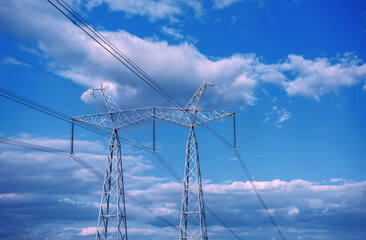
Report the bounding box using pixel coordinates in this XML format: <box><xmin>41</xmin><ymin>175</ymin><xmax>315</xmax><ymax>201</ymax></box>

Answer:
<box><xmin>176</xmin><ymin>81</ymin><xmax>212</xmax><ymax>240</ymax></box>
<box><xmin>72</xmin><ymin>83</ymin><xmax>128</xmax><ymax>240</ymax></box>
<box><xmin>72</xmin><ymin>82</ymin><xmax>234</xmax><ymax>240</ymax></box>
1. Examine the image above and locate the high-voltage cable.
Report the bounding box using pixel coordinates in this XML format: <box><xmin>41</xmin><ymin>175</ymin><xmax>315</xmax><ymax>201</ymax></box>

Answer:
<box><xmin>233</xmin><ymin>149</ymin><xmax>286</xmax><ymax>240</ymax></box>
<box><xmin>46</xmin><ymin>1</ymin><xmax>236</xmax><ymax>148</ymax></box>
<box><xmin>153</xmin><ymin>152</ymin><xmax>243</xmax><ymax>240</ymax></box>
<box><xmin>0</xmin><ymin>136</ymin><xmax>178</xmax><ymax>231</ymax></box>
<box><xmin>0</xmin><ymin>47</ymin><xmax>86</xmax><ymax>92</ymax></box>
<box><xmin>0</xmin><ymin>87</ymin><xmax>241</xmax><ymax>239</ymax></box>
<box><xmin>0</xmin><ymin>47</ymin><xmax>108</xmax><ymax>109</ymax></box>
<box><xmin>47</xmin><ymin>0</ymin><xmax>184</xmax><ymax>110</ymax></box>
<box><xmin>5</xmin><ymin>1</ymin><xmax>282</xmax><ymax>233</ymax></box>
<box><xmin>0</xmin><ymin>87</ymin><xmax>153</xmax><ymax>151</ymax></box>
<box><xmin>0</xmin><ymin>137</ymin><xmax>68</xmax><ymax>156</ymax></box>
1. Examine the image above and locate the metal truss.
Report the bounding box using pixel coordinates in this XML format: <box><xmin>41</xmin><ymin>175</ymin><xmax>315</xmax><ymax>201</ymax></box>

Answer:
<box><xmin>179</xmin><ymin>126</ymin><xmax>208</xmax><ymax>240</ymax></box>
<box><xmin>96</xmin><ymin>129</ymin><xmax>127</xmax><ymax>240</ymax></box>
<box><xmin>72</xmin><ymin>81</ymin><xmax>234</xmax><ymax>240</ymax></box>
<box><xmin>178</xmin><ymin>80</ymin><xmax>216</xmax><ymax>240</ymax></box>
<box><xmin>73</xmin><ymin>108</ymin><xmax>232</xmax><ymax>130</ymax></box>
<box><xmin>73</xmin><ymin>84</ymin><xmax>128</xmax><ymax>240</ymax></box>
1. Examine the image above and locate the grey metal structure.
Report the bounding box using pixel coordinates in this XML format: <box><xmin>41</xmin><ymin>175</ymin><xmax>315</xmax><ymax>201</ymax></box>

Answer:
<box><xmin>176</xmin><ymin>80</ymin><xmax>231</xmax><ymax>240</ymax></box>
<box><xmin>75</xmin><ymin>84</ymin><xmax>128</xmax><ymax>240</ymax></box>
<box><xmin>72</xmin><ymin>81</ymin><xmax>233</xmax><ymax>240</ymax></box>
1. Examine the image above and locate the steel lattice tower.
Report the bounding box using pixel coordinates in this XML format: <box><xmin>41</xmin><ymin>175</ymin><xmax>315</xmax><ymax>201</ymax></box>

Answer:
<box><xmin>96</xmin><ymin>128</ymin><xmax>127</xmax><ymax>240</ymax></box>
<box><xmin>72</xmin><ymin>84</ymin><xmax>128</xmax><ymax>240</ymax></box>
<box><xmin>72</xmin><ymin>82</ymin><xmax>234</xmax><ymax>240</ymax></box>
<box><xmin>93</xmin><ymin>85</ymin><xmax>127</xmax><ymax>240</ymax></box>
<box><xmin>178</xmin><ymin>80</ymin><xmax>212</xmax><ymax>240</ymax></box>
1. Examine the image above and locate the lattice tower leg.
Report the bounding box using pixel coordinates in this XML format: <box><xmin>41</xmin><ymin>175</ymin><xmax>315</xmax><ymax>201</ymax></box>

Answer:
<box><xmin>96</xmin><ymin>130</ymin><xmax>128</xmax><ymax>240</ymax></box>
<box><xmin>179</xmin><ymin>127</ymin><xmax>208</xmax><ymax>240</ymax></box>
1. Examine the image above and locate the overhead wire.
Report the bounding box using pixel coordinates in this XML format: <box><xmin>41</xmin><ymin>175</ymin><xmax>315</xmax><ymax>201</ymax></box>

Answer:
<box><xmin>0</xmin><ymin>136</ymin><xmax>68</xmax><ymax>156</ymax></box>
<box><xmin>46</xmin><ymin>0</ymin><xmax>236</xmax><ymax>151</ymax></box>
<box><xmin>46</xmin><ymin>0</ymin><xmax>236</xmax><ymax>141</ymax></box>
<box><xmin>10</xmin><ymin>1</ymin><xmax>286</xmax><ymax>237</ymax></box>
<box><xmin>57</xmin><ymin>0</ymin><xmax>180</xmax><ymax>108</ymax></box>
<box><xmin>44</xmin><ymin>3</ymin><xmax>248</xmax><ymax>237</ymax></box>
<box><xmin>47</xmin><ymin>0</ymin><xmax>183</xmax><ymax>109</ymax></box>
<box><xmin>0</xmin><ymin>87</ymin><xmax>241</xmax><ymax>239</ymax></box>
<box><xmin>152</xmin><ymin>152</ymin><xmax>243</xmax><ymax>240</ymax></box>
<box><xmin>0</xmin><ymin>47</ymin><xmax>107</xmax><ymax>110</ymax></box>
<box><xmin>0</xmin><ymin>87</ymin><xmax>155</xmax><ymax>151</ymax></box>
<box><xmin>0</xmin><ymin>47</ymin><xmax>86</xmax><ymax>92</ymax></box>
<box><xmin>234</xmin><ymin>149</ymin><xmax>286</xmax><ymax>240</ymax></box>
<box><xmin>46</xmin><ymin>2</ymin><xmax>284</xmax><ymax>238</ymax></box>
<box><xmin>0</xmin><ymin>136</ymin><xmax>178</xmax><ymax>231</ymax></box>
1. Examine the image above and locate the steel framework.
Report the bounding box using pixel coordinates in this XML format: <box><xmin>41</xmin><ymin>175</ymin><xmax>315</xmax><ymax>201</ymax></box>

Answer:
<box><xmin>72</xmin><ymin>81</ymin><xmax>234</xmax><ymax>240</ymax></box>
<box><xmin>73</xmin><ymin>84</ymin><xmax>128</xmax><ymax>240</ymax></box>
<box><xmin>178</xmin><ymin>80</ymin><xmax>222</xmax><ymax>240</ymax></box>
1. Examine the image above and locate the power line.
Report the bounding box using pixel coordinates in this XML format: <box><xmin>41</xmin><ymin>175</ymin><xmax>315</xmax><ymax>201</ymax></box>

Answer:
<box><xmin>7</xmin><ymin>1</ymin><xmax>285</xmax><ymax>234</ymax></box>
<box><xmin>0</xmin><ymin>87</ymin><xmax>241</xmax><ymax>239</ymax></box>
<box><xmin>0</xmin><ymin>47</ymin><xmax>107</xmax><ymax>109</ymax></box>
<box><xmin>48</xmin><ymin>0</ymin><xmax>184</xmax><ymax>110</ymax></box>
<box><xmin>46</xmin><ymin>0</ymin><xmax>236</xmax><ymax>151</ymax></box>
<box><xmin>2</xmin><ymin>30</ymin><xmax>283</xmax><ymax>238</ymax></box>
<box><xmin>234</xmin><ymin>149</ymin><xmax>286</xmax><ymax>240</ymax></box>
<box><xmin>0</xmin><ymin>87</ymin><xmax>154</xmax><ymax>150</ymax></box>
<box><xmin>151</xmin><ymin>152</ymin><xmax>243</xmax><ymax>240</ymax></box>
<box><xmin>0</xmin><ymin>137</ymin><xmax>68</xmax><ymax>156</ymax></box>
<box><xmin>0</xmin><ymin>47</ymin><xmax>85</xmax><ymax>92</ymax></box>
<box><xmin>0</xmin><ymin>136</ymin><xmax>178</xmax><ymax>232</ymax></box>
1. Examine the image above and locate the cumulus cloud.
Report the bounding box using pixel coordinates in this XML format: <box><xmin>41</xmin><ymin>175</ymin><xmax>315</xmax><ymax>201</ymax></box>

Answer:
<box><xmin>85</xmin><ymin>0</ymin><xmax>202</xmax><ymax>22</ymax></box>
<box><xmin>77</xmin><ymin>226</ymin><xmax>97</xmax><ymax>236</ymax></box>
<box><xmin>127</xmin><ymin>178</ymin><xmax>366</xmax><ymax>239</ymax></box>
<box><xmin>1</xmin><ymin>0</ymin><xmax>366</xmax><ymax>110</ymax></box>
<box><xmin>0</xmin><ymin>133</ymin><xmax>174</xmax><ymax>239</ymax></box>
<box><xmin>160</xmin><ymin>25</ymin><xmax>184</xmax><ymax>40</ymax></box>
<box><xmin>1</xmin><ymin>133</ymin><xmax>366</xmax><ymax>239</ymax></box>
<box><xmin>288</xmin><ymin>207</ymin><xmax>299</xmax><ymax>216</ymax></box>
<box><xmin>212</xmin><ymin>0</ymin><xmax>243</xmax><ymax>9</ymax></box>
<box><xmin>1</xmin><ymin>57</ymin><xmax>30</xmax><ymax>67</ymax></box>
<box><xmin>263</xmin><ymin>105</ymin><xmax>291</xmax><ymax>128</ymax></box>
<box><xmin>282</xmin><ymin>54</ymin><xmax>366</xmax><ymax>100</ymax></box>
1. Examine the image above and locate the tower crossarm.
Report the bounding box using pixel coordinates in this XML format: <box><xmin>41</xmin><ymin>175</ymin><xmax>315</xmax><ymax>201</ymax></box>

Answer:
<box><xmin>153</xmin><ymin>107</ymin><xmax>234</xmax><ymax>127</ymax></box>
<box><xmin>193</xmin><ymin>110</ymin><xmax>234</xmax><ymax>127</ymax></box>
<box><xmin>72</xmin><ymin>107</ymin><xmax>154</xmax><ymax>130</ymax></box>
<box><xmin>153</xmin><ymin>107</ymin><xmax>191</xmax><ymax>127</ymax></box>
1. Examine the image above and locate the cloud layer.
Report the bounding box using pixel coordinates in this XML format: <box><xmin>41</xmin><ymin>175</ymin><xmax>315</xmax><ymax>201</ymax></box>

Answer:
<box><xmin>1</xmin><ymin>0</ymin><xmax>365</xmax><ymax>110</ymax></box>
<box><xmin>1</xmin><ymin>135</ymin><xmax>365</xmax><ymax>239</ymax></box>
<box><xmin>85</xmin><ymin>0</ymin><xmax>203</xmax><ymax>22</ymax></box>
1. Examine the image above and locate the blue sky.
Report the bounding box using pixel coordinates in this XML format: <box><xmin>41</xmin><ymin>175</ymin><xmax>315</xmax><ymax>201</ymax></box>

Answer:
<box><xmin>0</xmin><ymin>0</ymin><xmax>366</xmax><ymax>239</ymax></box>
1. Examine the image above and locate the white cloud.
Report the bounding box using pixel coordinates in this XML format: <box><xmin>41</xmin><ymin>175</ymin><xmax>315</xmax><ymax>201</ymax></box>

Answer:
<box><xmin>213</xmin><ymin>0</ymin><xmax>243</xmax><ymax>9</ymax></box>
<box><xmin>1</xmin><ymin>132</ymin><xmax>366</xmax><ymax>239</ymax></box>
<box><xmin>263</xmin><ymin>106</ymin><xmax>291</xmax><ymax>128</ymax></box>
<box><xmin>330</xmin><ymin>178</ymin><xmax>344</xmax><ymax>183</ymax></box>
<box><xmin>1</xmin><ymin>0</ymin><xmax>366</xmax><ymax>110</ymax></box>
<box><xmin>8</xmin><ymin>135</ymin><xmax>105</xmax><ymax>153</ymax></box>
<box><xmin>160</xmin><ymin>25</ymin><xmax>184</xmax><ymax>40</ymax></box>
<box><xmin>279</xmin><ymin>111</ymin><xmax>291</xmax><ymax>123</ymax></box>
<box><xmin>128</xmin><ymin>227</ymin><xmax>176</xmax><ymax>237</ymax></box>
<box><xmin>0</xmin><ymin>193</ymin><xmax>20</xmax><ymax>199</ymax></box>
<box><xmin>283</xmin><ymin>54</ymin><xmax>366</xmax><ymax>100</ymax></box>
<box><xmin>86</xmin><ymin>0</ymin><xmax>181</xmax><ymax>21</ymax></box>
<box><xmin>1</xmin><ymin>57</ymin><xmax>30</xmax><ymax>67</ymax></box>
<box><xmin>85</xmin><ymin>0</ymin><xmax>202</xmax><ymax>22</ymax></box>
<box><xmin>78</xmin><ymin>227</ymin><xmax>97</xmax><ymax>236</ymax></box>
<box><xmin>288</xmin><ymin>207</ymin><xmax>299</xmax><ymax>216</ymax></box>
